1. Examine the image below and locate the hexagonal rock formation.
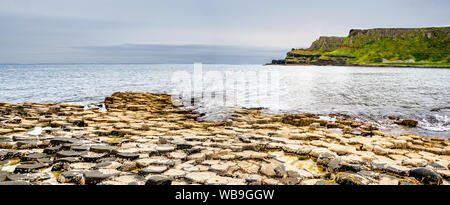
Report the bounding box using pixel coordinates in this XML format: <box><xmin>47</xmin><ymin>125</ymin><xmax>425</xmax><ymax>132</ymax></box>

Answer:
<box><xmin>0</xmin><ymin>92</ymin><xmax>449</xmax><ymax>185</ymax></box>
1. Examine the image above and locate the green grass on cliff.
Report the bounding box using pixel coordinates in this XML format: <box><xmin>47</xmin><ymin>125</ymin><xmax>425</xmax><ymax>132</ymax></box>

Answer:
<box><xmin>343</xmin><ymin>33</ymin><xmax>449</xmax><ymax>64</ymax></box>
<box><xmin>286</xmin><ymin>27</ymin><xmax>450</xmax><ymax>66</ymax></box>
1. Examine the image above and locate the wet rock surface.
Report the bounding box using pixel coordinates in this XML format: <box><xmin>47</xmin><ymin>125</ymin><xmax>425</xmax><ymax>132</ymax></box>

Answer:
<box><xmin>0</xmin><ymin>92</ymin><xmax>449</xmax><ymax>185</ymax></box>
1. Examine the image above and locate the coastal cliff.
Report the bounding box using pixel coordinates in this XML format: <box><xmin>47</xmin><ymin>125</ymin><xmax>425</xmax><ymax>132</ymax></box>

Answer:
<box><xmin>270</xmin><ymin>27</ymin><xmax>450</xmax><ymax>68</ymax></box>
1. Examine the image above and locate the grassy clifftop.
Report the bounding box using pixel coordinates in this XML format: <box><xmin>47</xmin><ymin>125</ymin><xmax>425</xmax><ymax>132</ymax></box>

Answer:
<box><xmin>273</xmin><ymin>27</ymin><xmax>450</xmax><ymax>67</ymax></box>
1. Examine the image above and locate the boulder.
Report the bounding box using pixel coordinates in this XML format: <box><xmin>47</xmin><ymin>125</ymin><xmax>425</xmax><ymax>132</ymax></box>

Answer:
<box><xmin>409</xmin><ymin>167</ymin><xmax>443</xmax><ymax>185</ymax></box>
<box><xmin>395</xmin><ymin>119</ymin><xmax>418</xmax><ymax>127</ymax></box>
<box><xmin>335</xmin><ymin>172</ymin><xmax>368</xmax><ymax>185</ymax></box>
<box><xmin>145</xmin><ymin>175</ymin><xmax>172</xmax><ymax>185</ymax></box>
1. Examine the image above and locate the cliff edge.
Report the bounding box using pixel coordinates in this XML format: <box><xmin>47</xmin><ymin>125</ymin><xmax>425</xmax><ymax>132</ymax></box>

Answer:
<box><xmin>270</xmin><ymin>27</ymin><xmax>450</xmax><ymax>68</ymax></box>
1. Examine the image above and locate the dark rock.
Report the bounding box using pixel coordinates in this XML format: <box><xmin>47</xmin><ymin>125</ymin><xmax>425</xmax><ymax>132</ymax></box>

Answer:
<box><xmin>21</xmin><ymin>153</ymin><xmax>48</xmax><ymax>162</ymax></box>
<box><xmin>43</xmin><ymin>145</ymin><xmax>62</xmax><ymax>154</ymax></box>
<box><xmin>185</xmin><ymin>147</ymin><xmax>201</xmax><ymax>154</ymax></box>
<box><xmin>172</xmin><ymin>140</ymin><xmax>193</xmax><ymax>150</ymax></box>
<box><xmin>0</xmin><ymin>136</ymin><xmax>12</xmax><ymax>141</ymax></box>
<box><xmin>97</xmin><ymin>157</ymin><xmax>117</xmax><ymax>163</ymax></box>
<box><xmin>0</xmin><ymin>150</ymin><xmax>20</xmax><ymax>161</ymax></box>
<box><xmin>12</xmin><ymin>136</ymin><xmax>38</xmax><ymax>141</ymax></box>
<box><xmin>239</xmin><ymin>137</ymin><xmax>251</xmax><ymax>143</ymax></box>
<box><xmin>90</xmin><ymin>145</ymin><xmax>114</xmax><ymax>153</ymax></box>
<box><xmin>83</xmin><ymin>170</ymin><xmax>113</xmax><ymax>185</ymax></box>
<box><xmin>56</xmin><ymin>150</ymin><xmax>87</xmax><ymax>158</ymax></box>
<box><xmin>145</xmin><ymin>175</ymin><xmax>172</xmax><ymax>185</ymax></box>
<box><xmin>55</xmin><ymin>157</ymin><xmax>80</xmax><ymax>163</ymax></box>
<box><xmin>93</xmin><ymin>161</ymin><xmax>113</xmax><ymax>169</ymax></box>
<box><xmin>388</xmin><ymin>116</ymin><xmax>398</xmax><ymax>120</ymax></box>
<box><xmin>37</xmin><ymin>158</ymin><xmax>52</xmax><ymax>165</ymax></box>
<box><xmin>335</xmin><ymin>172</ymin><xmax>368</xmax><ymax>185</ymax></box>
<box><xmin>71</xmin><ymin>145</ymin><xmax>90</xmax><ymax>152</ymax></box>
<box><xmin>409</xmin><ymin>167</ymin><xmax>443</xmax><ymax>185</ymax></box>
<box><xmin>116</xmin><ymin>152</ymin><xmax>139</xmax><ymax>160</ymax></box>
<box><xmin>62</xmin><ymin>142</ymin><xmax>83</xmax><ymax>150</ymax></box>
<box><xmin>245</xmin><ymin>174</ymin><xmax>262</xmax><ymax>185</ymax></box>
<box><xmin>16</xmin><ymin>140</ymin><xmax>44</xmax><ymax>148</ymax></box>
<box><xmin>395</xmin><ymin>119</ymin><xmax>418</xmax><ymax>127</ymax></box>
<box><xmin>385</xmin><ymin>164</ymin><xmax>410</xmax><ymax>176</ymax></box>
<box><xmin>73</xmin><ymin>120</ymin><xmax>87</xmax><ymax>127</ymax></box>
<box><xmin>50</xmin><ymin>137</ymin><xmax>76</xmax><ymax>145</ymax></box>
<box><xmin>426</xmin><ymin>163</ymin><xmax>447</xmax><ymax>170</ymax></box>
<box><xmin>14</xmin><ymin>164</ymin><xmax>47</xmax><ymax>173</ymax></box>
<box><xmin>72</xmin><ymin>135</ymin><xmax>89</xmax><ymax>140</ymax></box>
<box><xmin>81</xmin><ymin>153</ymin><xmax>108</xmax><ymax>162</ymax></box>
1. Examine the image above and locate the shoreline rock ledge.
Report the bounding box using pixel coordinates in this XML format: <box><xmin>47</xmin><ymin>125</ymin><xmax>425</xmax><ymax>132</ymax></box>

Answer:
<box><xmin>0</xmin><ymin>92</ymin><xmax>449</xmax><ymax>185</ymax></box>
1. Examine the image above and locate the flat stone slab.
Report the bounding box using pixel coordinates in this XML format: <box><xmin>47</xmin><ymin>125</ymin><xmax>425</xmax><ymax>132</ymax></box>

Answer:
<box><xmin>90</xmin><ymin>145</ymin><xmax>114</xmax><ymax>153</ymax></box>
<box><xmin>83</xmin><ymin>170</ymin><xmax>115</xmax><ymax>185</ymax></box>
<box><xmin>139</xmin><ymin>166</ymin><xmax>168</xmax><ymax>175</ymax></box>
<box><xmin>43</xmin><ymin>145</ymin><xmax>62</xmax><ymax>154</ymax></box>
<box><xmin>71</xmin><ymin>145</ymin><xmax>91</xmax><ymax>152</ymax></box>
<box><xmin>155</xmin><ymin>144</ymin><xmax>175</xmax><ymax>153</ymax></box>
<box><xmin>116</xmin><ymin>152</ymin><xmax>139</xmax><ymax>160</ymax></box>
<box><xmin>50</xmin><ymin>137</ymin><xmax>77</xmax><ymax>145</ymax></box>
<box><xmin>56</xmin><ymin>150</ymin><xmax>87</xmax><ymax>158</ymax></box>
<box><xmin>21</xmin><ymin>153</ymin><xmax>49</xmax><ymax>162</ymax></box>
<box><xmin>185</xmin><ymin>171</ymin><xmax>218</xmax><ymax>184</ymax></box>
<box><xmin>14</xmin><ymin>164</ymin><xmax>47</xmax><ymax>173</ymax></box>
<box><xmin>55</xmin><ymin>157</ymin><xmax>80</xmax><ymax>163</ymax></box>
<box><xmin>16</xmin><ymin>140</ymin><xmax>43</xmax><ymax>148</ymax></box>
<box><xmin>81</xmin><ymin>152</ymin><xmax>108</xmax><ymax>162</ymax></box>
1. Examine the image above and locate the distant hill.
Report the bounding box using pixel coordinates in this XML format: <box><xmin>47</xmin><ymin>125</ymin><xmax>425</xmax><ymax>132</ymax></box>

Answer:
<box><xmin>270</xmin><ymin>27</ymin><xmax>450</xmax><ymax>68</ymax></box>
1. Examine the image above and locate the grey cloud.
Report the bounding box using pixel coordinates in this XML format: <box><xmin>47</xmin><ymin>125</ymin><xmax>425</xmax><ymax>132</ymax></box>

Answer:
<box><xmin>70</xmin><ymin>44</ymin><xmax>287</xmax><ymax>64</ymax></box>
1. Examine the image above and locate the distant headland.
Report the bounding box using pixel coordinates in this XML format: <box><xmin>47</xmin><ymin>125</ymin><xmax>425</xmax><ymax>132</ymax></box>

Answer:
<box><xmin>269</xmin><ymin>27</ymin><xmax>450</xmax><ymax>68</ymax></box>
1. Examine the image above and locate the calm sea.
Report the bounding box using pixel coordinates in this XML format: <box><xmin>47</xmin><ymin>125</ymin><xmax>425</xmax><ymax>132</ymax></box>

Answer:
<box><xmin>0</xmin><ymin>64</ymin><xmax>449</xmax><ymax>138</ymax></box>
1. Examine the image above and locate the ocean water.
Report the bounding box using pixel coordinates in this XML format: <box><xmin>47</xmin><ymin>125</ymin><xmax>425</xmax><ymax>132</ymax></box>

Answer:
<box><xmin>0</xmin><ymin>64</ymin><xmax>449</xmax><ymax>138</ymax></box>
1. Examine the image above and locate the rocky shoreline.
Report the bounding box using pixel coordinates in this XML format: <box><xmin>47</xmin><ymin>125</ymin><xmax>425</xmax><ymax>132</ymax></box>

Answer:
<box><xmin>0</xmin><ymin>92</ymin><xmax>449</xmax><ymax>185</ymax></box>
<box><xmin>266</xmin><ymin>62</ymin><xmax>450</xmax><ymax>69</ymax></box>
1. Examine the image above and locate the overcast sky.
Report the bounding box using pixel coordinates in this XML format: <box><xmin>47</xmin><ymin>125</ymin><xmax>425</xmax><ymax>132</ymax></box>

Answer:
<box><xmin>0</xmin><ymin>0</ymin><xmax>449</xmax><ymax>64</ymax></box>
